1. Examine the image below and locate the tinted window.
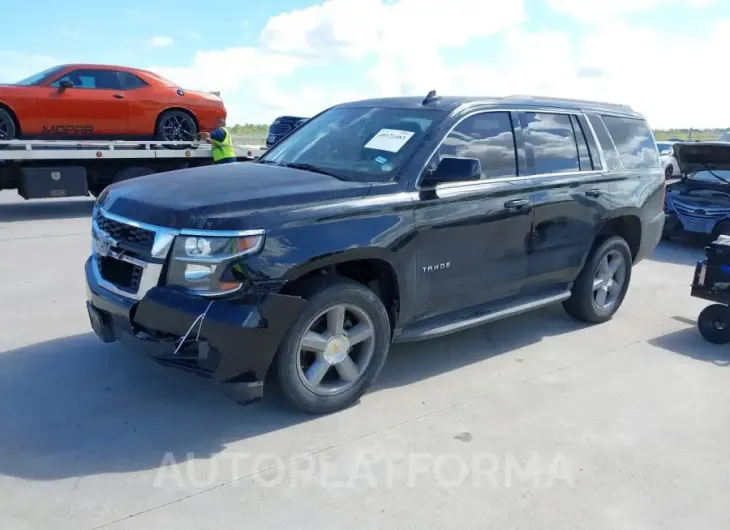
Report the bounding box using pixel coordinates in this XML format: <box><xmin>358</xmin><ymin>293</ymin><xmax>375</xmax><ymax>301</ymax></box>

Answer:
<box><xmin>521</xmin><ymin>112</ymin><xmax>579</xmax><ymax>174</ymax></box>
<box><xmin>601</xmin><ymin>115</ymin><xmax>660</xmax><ymax>170</ymax></box>
<box><xmin>49</xmin><ymin>69</ymin><xmax>123</xmax><ymax>90</ymax></box>
<box><xmin>118</xmin><ymin>72</ymin><xmax>147</xmax><ymax>90</ymax></box>
<box><xmin>437</xmin><ymin>111</ymin><xmax>517</xmax><ymax>179</ymax></box>
<box><xmin>587</xmin><ymin>114</ymin><xmax>623</xmax><ymax>171</ymax></box>
<box><xmin>570</xmin><ymin>115</ymin><xmax>594</xmax><ymax>171</ymax></box>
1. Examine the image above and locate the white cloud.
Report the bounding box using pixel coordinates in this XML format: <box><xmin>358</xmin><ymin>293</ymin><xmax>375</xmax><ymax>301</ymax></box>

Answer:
<box><xmin>149</xmin><ymin>35</ymin><xmax>174</xmax><ymax>47</ymax></box>
<box><xmin>547</xmin><ymin>0</ymin><xmax>717</xmax><ymax>23</ymax></box>
<box><xmin>1</xmin><ymin>0</ymin><xmax>729</xmax><ymax>130</ymax></box>
<box><xmin>260</xmin><ymin>0</ymin><xmax>526</xmax><ymax>60</ymax></box>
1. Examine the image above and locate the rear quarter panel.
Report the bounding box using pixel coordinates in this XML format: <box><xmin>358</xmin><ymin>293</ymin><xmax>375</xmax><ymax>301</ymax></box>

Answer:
<box><xmin>126</xmin><ymin>88</ymin><xmax>224</xmax><ymax>135</ymax></box>
<box><xmin>607</xmin><ymin>167</ymin><xmax>665</xmax><ymax>262</ymax></box>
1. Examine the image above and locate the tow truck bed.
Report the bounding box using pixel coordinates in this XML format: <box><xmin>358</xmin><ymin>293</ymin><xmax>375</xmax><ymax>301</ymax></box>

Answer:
<box><xmin>0</xmin><ymin>139</ymin><xmax>266</xmax><ymax>200</ymax></box>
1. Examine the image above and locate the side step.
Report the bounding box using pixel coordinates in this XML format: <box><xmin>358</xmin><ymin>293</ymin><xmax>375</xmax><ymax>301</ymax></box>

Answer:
<box><xmin>395</xmin><ymin>290</ymin><xmax>571</xmax><ymax>343</ymax></box>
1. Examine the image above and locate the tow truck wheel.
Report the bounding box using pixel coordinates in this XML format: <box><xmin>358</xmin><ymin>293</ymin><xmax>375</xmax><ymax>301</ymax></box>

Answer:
<box><xmin>697</xmin><ymin>304</ymin><xmax>730</xmax><ymax>344</ymax></box>
<box><xmin>274</xmin><ymin>277</ymin><xmax>391</xmax><ymax>414</ymax></box>
<box><xmin>563</xmin><ymin>235</ymin><xmax>633</xmax><ymax>323</ymax></box>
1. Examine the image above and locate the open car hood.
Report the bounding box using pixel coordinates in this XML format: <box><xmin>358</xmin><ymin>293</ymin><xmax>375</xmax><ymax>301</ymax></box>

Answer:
<box><xmin>673</xmin><ymin>142</ymin><xmax>730</xmax><ymax>175</ymax></box>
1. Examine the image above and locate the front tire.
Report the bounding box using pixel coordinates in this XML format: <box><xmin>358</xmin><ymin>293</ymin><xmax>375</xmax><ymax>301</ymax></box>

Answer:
<box><xmin>0</xmin><ymin>107</ymin><xmax>17</xmax><ymax>143</ymax></box>
<box><xmin>275</xmin><ymin>277</ymin><xmax>391</xmax><ymax>414</ymax></box>
<box><xmin>697</xmin><ymin>304</ymin><xmax>730</xmax><ymax>344</ymax></box>
<box><xmin>563</xmin><ymin>236</ymin><xmax>633</xmax><ymax>323</ymax></box>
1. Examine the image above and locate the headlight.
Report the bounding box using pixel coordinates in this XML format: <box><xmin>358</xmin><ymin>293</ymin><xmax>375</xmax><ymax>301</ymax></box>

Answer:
<box><xmin>166</xmin><ymin>231</ymin><xmax>265</xmax><ymax>296</ymax></box>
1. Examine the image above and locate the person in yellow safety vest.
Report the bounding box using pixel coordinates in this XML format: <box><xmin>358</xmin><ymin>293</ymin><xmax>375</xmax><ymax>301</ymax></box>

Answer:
<box><xmin>201</xmin><ymin>118</ymin><xmax>237</xmax><ymax>164</ymax></box>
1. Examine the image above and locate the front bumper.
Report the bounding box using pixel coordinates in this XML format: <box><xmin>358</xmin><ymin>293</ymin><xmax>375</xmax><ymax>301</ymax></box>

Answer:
<box><xmin>85</xmin><ymin>257</ymin><xmax>306</xmax><ymax>396</ymax></box>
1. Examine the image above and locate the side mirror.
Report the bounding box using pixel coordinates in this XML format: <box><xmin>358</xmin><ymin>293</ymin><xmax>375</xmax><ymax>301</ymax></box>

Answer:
<box><xmin>421</xmin><ymin>156</ymin><xmax>482</xmax><ymax>186</ymax></box>
<box><xmin>58</xmin><ymin>79</ymin><xmax>73</xmax><ymax>92</ymax></box>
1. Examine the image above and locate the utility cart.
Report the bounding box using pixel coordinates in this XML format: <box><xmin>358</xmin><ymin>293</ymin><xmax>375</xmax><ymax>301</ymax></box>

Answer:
<box><xmin>691</xmin><ymin>235</ymin><xmax>730</xmax><ymax>343</ymax></box>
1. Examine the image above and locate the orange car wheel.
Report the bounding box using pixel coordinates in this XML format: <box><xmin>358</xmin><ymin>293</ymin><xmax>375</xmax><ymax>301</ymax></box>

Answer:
<box><xmin>0</xmin><ymin>108</ymin><xmax>17</xmax><ymax>141</ymax></box>
<box><xmin>154</xmin><ymin>109</ymin><xmax>198</xmax><ymax>142</ymax></box>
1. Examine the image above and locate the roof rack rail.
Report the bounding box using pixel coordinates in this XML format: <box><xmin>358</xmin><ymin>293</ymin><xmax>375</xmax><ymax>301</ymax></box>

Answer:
<box><xmin>503</xmin><ymin>94</ymin><xmax>634</xmax><ymax>111</ymax></box>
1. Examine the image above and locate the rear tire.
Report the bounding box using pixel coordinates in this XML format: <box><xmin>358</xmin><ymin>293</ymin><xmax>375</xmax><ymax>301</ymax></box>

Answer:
<box><xmin>697</xmin><ymin>304</ymin><xmax>730</xmax><ymax>344</ymax></box>
<box><xmin>154</xmin><ymin>109</ymin><xmax>198</xmax><ymax>149</ymax></box>
<box><xmin>563</xmin><ymin>236</ymin><xmax>633</xmax><ymax>323</ymax></box>
<box><xmin>274</xmin><ymin>277</ymin><xmax>391</xmax><ymax>414</ymax></box>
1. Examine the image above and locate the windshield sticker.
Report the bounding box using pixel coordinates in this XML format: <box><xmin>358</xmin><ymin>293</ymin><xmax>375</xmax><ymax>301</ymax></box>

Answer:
<box><xmin>364</xmin><ymin>129</ymin><xmax>416</xmax><ymax>153</ymax></box>
<box><xmin>374</xmin><ymin>156</ymin><xmax>387</xmax><ymax>164</ymax></box>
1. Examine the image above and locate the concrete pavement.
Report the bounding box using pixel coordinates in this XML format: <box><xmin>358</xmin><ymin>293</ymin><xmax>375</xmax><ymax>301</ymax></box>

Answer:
<box><xmin>1</xmin><ymin>191</ymin><xmax>729</xmax><ymax>530</ymax></box>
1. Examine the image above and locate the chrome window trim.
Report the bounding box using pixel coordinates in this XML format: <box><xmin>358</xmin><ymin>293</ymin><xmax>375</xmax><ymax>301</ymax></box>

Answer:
<box><xmin>415</xmin><ymin>107</ymin><xmax>613</xmax><ymax>192</ymax></box>
<box><xmin>579</xmin><ymin>111</ymin><xmax>608</xmax><ymax>171</ymax></box>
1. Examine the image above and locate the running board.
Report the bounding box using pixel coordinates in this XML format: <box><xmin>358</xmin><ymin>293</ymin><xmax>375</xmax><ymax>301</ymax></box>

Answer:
<box><xmin>395</xmin><ymin>290</ymin><xmax>571</xmax><ymax>343</ymax></box>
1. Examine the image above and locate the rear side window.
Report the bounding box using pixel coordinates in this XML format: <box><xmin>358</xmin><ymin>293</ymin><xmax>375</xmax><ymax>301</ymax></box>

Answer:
<box><xmin>587</xmin><ymin>114</ymin><xmax>623</xmax><ymax>171</ymax></box>
<box><xmin>118</xmin><ymin>72</ymin><xmax>148</xmax><ymax>90</ymax></box>
<box><xmin>520</xmin><ymin>112</ymin><xmax>579</xmax><ymax>174</ymax></box>
<box><xmin>601</xmin><ymin>115</ymin><xmax>660</xmax><ymax>170</ymax></box>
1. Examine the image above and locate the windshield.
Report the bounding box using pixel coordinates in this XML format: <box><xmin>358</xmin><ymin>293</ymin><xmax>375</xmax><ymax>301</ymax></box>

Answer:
<box><xmin>259</xmin><ymin>106</ymin><xmax>444</xmax><ymax>182</ymax></box>
<box><xmin>15</xmin><ymin>65</ymin><xmax>66</xmax><ymax>86</ymax></box>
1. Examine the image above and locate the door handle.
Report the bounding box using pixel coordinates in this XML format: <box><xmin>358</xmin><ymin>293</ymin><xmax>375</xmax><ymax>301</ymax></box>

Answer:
<box><xmin>504</xmin><ymin>198</ymin><xmax>530</xmax><ymax>210</ymax></box>
<box><xmin>112</xmin><ymin>93</ymin><xmax>124</xmax><ymax>99</ymax></box>
<box><xmin>585</xmin><ymin>189</ymin><xmax>601</xmax><ymax>198</ymax></box>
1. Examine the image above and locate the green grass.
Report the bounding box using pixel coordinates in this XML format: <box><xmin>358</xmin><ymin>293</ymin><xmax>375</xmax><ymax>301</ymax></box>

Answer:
<box><xmin>653</xmin><ymin>129</ymin><xmax>726</xmax><ymax>141</ymax></box>
<box><xmin>227</xmin><ymin>122</ymin><xmax>728</xmax><ymax>144</ymax></box>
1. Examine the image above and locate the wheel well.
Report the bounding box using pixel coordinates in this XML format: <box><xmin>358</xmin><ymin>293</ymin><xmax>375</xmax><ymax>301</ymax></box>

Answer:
<box><xmin>0</xmin><ymin>102</ymin><xmax>21</xmax><ymax>135</ymax></box>
<box><xmin>281</xmin><ymin>259</ymin><xmax>401</xmax><ymax>328</ymax></box>
<box><xmin>597</xmin><ymin>215</ymin><xmax>641</xmax><ymax>261</ymax></box>
<box><xmin>154</xmin><ymin>107</ymin><xmax>199</xmax><ymax>132</ymax></box>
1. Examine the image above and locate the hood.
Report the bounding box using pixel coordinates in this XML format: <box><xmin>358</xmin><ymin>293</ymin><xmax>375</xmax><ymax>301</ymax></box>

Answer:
<box><xmin>673</xmin><ymin>142</ymin><xmax>730</xmax><ymax>175</ymax></box>
<box><xmin>98</xmin><ymin>162</ymin><xmax>372</xmax><ymax>230</ymax></box>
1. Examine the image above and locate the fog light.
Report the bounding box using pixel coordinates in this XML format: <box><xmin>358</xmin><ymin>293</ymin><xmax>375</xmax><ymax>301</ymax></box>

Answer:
<box><xmin>184</xmin><ymin>263</ymin><xmax>216</xmax><ymax>281</ymax></box>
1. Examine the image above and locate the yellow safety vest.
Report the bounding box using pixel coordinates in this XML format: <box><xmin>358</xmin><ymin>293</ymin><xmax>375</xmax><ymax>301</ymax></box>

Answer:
<box><xmin>211</xmin><ymin>128</ymin><xmax>236</xmax><ymax>162</ymax></box>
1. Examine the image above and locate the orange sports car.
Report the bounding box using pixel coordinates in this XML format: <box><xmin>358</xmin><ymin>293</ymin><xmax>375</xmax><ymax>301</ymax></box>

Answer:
<box><xmin>0</xmin><ymin>64</ymin><xmax>227</xmax><ymax>142</ymax></box>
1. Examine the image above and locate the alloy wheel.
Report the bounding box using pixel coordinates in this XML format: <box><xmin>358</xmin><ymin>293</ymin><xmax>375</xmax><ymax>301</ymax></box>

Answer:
<box><xmin>296</xmin><ymin>303</ymin><xmax>376</xmax><ymax>396</ymax></box>
<box><xmin>592</xmin><ymin>250</ymin><xmax>627</xmax><ymax>311</ymax></box>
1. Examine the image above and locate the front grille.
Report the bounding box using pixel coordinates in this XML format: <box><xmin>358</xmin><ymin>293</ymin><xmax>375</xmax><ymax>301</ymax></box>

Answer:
<box><xmin>269</xmin><ymin>123</ymin><xmax>292</xmax><ymax>136</ymax></box>
<box><xmin>95</xmin><ymin>210</ymin><xmax>155</xmax><ymax>250</ymax></box>
<box><xmin>673</xmin><ymin>200</ymin><xmax>730</xmax><ymax>219</ymax></box>
<box><xmin>98</xmin><ymin>255</ymin><xmax>143</xmax><ymax>294</ymax></box>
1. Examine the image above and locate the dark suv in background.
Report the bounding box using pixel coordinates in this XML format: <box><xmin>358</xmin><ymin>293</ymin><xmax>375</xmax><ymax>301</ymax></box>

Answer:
<box><xmin>85</xmin><ymin>93</ymin><xmax>665</xmax><ymax>414</ymax></box>
<box><xmin>265</xmin><ymin>115</ymin><xmax>308</xmax><ymax>148</ymax></box>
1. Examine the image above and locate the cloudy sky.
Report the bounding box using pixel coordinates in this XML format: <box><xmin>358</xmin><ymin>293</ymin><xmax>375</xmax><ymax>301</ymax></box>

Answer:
<box><xmin>1</xmin><ymin>0</ymin><xmax>727</xmax><ymax>129</ymax></box>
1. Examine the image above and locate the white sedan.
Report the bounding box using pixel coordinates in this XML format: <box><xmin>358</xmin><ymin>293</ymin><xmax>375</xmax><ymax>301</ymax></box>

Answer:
<box><xmin>657</xmin><ymin>141</ymin><xmax>679</xmax><ymax>179</ymax></box>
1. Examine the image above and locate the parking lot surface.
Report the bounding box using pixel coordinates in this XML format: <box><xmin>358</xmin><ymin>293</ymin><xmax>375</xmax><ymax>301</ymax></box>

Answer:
<box><xmin>2</xmin><ymin>191</ymin><xmax>730</xmax><ymax>530</ymax></box>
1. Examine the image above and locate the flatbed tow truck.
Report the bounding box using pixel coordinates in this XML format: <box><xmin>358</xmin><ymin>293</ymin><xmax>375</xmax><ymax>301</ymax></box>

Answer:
<box><xmin>0</xmin><ymin>139</ymin><xmax>266</xmax><ymax>200</ymax></box>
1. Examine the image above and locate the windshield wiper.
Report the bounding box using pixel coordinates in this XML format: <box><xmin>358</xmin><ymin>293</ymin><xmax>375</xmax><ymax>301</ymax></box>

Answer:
<box><xmin>700</xmin><ymin>163</ymin><xmax>730</xmax><ymax>185</ymax></box>
<box><xmin>280</xmin><ymin>163</ymin><xmax>348</xmax><ymax>180</ymax></box>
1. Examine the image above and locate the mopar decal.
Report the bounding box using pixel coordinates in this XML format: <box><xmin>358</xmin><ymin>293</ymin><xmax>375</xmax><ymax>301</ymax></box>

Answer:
<box><xmin>41</xmin><ymin>125</ymin><xmax>94</xmax><ymax>135</ymax></box>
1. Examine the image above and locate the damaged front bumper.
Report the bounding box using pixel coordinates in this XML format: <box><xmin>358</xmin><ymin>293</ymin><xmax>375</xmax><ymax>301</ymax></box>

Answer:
<box><xmin>85</xmin><ymin>257</ymin><xmax>306</xmax><ymax>403</ymax></box>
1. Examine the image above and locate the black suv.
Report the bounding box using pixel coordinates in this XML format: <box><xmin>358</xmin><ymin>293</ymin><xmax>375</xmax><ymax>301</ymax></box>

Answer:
<box><xmin>265</xmin><ymin>115</ymin><xmax>308</xmax><ymax>148</ymax></box>
<box><xmin>85</xmin><ymin>93</ymin><xmax>666</xmax><ymax>414</ymax></box>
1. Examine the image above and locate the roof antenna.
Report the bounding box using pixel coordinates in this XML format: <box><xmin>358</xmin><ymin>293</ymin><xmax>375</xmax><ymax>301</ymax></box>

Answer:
<box><xmin>422</xmin><ymin>89</ymin><xmax>440</xmax><ymax>105</ymax></box>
